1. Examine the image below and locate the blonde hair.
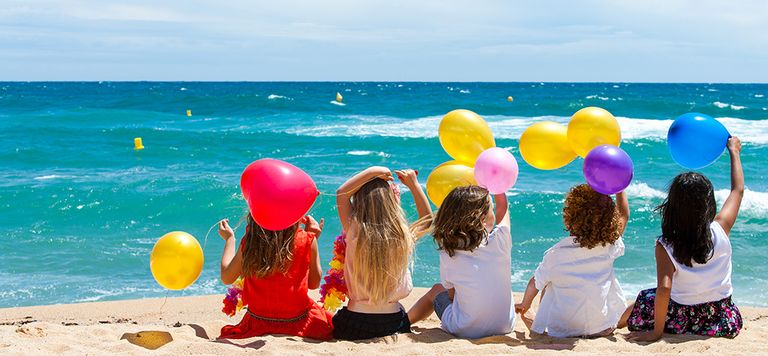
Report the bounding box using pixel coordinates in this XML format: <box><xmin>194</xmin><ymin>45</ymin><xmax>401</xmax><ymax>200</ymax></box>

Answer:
<box><xmin>348</xmin><ymin>178</ymin><xmax>414</xmax><ymax>305</ymax></box>
<box><xmin>241</xmin><ymin>215</ymin><xmax>298</xmax><ymax>279</ymax></box>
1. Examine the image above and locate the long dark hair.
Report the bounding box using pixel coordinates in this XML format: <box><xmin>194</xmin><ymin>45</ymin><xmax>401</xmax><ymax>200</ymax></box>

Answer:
<box><xmin>241</xmin><ymin>215</ymin><xmax>298</xmax><ymax>278</ymax></box>
<box><xmin>655</xmin><ymin>172</ymin><xmax>717</xmax><ymax>267</ymax></box>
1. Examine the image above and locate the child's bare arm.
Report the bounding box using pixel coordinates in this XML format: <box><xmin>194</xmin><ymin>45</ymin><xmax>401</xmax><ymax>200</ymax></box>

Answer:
<box><xmin>337</xmin><ymin>166</ymin><xmax>393</xmax><ymax>232</ymax></box>
<box><xmin>494</xmin><ymin>193</ymin><xmax>510</xmax><ymax>227</ymax></box>
<box><xmin>616</xmin><ymin>191</ymin><xmax>630</xmax><ymax>235</ymax></box>
<box><xmin>715</xmin><ymin>137</ymin><xmax>744</xmax><ymax>236</ymax></box>
<box><xmin>515</xmin><ymin>276</ymin><xmax>539</xmax><ymax>315</ymax></box>
<box><xmin>395</xmin><ymin>169</ymin><xmax>432</xmax><ymax>219</ymax></box>
<box><xmin>308</xmin><ymin>239</ymin><xmax>323</xmax><ymax>289</ymax></box>
<box><xmin>626</xmin><ymin>243</ymin><xmax>675</xmax><ymax>342</ymax></box>
<box><xmin>219</xmin><ymin>219</ymin><xmax>243</xmax><ymax>284</ymax></box>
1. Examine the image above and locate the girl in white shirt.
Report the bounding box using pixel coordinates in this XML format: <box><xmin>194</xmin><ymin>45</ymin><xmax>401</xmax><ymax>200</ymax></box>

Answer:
<box><xmin>622</xmin><ymin>137</ymin><xmax>744</xmax><ymax>342</ymax></box>
<box><xmin>407</xmin><ymin>185</ymin><xmax>515</xmax><ymax>339</ymax></box>
<box><xmin>516</xmin><ymin>185</ymin><xmax>630</xmax><ymax>338</ymax></box>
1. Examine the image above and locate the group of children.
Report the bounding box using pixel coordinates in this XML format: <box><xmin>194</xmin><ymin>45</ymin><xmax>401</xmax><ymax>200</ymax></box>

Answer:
<box><xmin>216</xmin><ymin>136</ymin><xmax>745</xmax><ymax>343</ymax></box>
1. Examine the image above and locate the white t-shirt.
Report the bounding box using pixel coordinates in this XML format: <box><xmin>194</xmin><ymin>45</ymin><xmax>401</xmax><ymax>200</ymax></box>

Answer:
<box><xmin>659</xmin><ymin>221</ymin><xmax>733</xmax><ymax>306</ymax></box>
<box><xmin>532</xmin><ymin>236</ymin><xmax>626</xmax><ymax>338</ymax></box>
<box><xmin>439</xmin><ymin>225</ymin><xmax>515</xmax><ymax>339</ymax></box>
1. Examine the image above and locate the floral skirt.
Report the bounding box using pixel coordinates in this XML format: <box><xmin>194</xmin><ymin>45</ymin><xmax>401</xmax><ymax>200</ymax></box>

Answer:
<box><xmin>627</xmin><ymin>288</ymin><xmax>742</xmax><ymax>337</ymax></box>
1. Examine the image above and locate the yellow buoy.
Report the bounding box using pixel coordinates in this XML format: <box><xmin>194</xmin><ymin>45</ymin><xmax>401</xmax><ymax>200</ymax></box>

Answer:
<box><xmin>507</xmin><ymin>96</ymin><xmax>514</xmax><ymax>102</ymax></box>
<box><xmin>134</xmin><ymin>137</ymin><xmax>144</xmax><ymax>150</ymax></box>
<box><xmin>335</xmin><ymin>92</ymin><xmax>343</xmax><ymax>103</ymax></box>
<box><xmin>186</xmin><ymin>109</ymin><xmax>192</xmax><ymax>117</ymax></box>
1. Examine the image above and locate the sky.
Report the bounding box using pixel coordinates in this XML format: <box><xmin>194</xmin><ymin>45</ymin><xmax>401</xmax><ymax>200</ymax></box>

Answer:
<box><xmin>1</xmin><ymin>0</ymin><xmax>767</xmax><ymax>82</ymax></box>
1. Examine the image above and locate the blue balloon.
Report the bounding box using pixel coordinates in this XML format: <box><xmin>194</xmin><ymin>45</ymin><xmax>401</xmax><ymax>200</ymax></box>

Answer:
<box><xmin>667</xmin><ymin>113</ymin><xmax>729</xmax><ymax>169</ymax></box>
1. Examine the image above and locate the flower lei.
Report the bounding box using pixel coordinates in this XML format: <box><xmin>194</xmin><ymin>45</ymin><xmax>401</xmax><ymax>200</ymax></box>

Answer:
<box><xmin>222</xmin><ymin>277</ymin><xmax>245</xmax><ymax>317</ymax></box>
<box><xmin>318</xmin><ymin>234</ymin><xmax>347</xmax><ymax>312</ymax></box>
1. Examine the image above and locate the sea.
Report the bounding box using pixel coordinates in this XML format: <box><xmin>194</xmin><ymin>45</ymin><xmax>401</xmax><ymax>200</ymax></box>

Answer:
<box><xmin>0</xmin><ymin>82</ymin><xmax>766</xmax><ymax>308</ymax></box>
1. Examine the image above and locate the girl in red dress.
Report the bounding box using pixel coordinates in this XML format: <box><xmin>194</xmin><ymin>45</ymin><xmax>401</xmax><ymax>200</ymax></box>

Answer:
<box><xmin>217</xmin><ymin>214</ymin><xmax>333</xmax><ymax>340</ymax></box>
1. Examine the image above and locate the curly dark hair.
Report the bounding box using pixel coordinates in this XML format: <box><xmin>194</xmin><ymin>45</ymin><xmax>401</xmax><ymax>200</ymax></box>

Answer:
<box><xmin>433</xmin><ymin>185</ymin><xmax>491</xmax><ymax>257</ymax></box>
<box><xmin>655</xmin><ymin>172</ymin><xmax>717</xmax><ymax>267</ymax></box>
<box><xmin>563</xmin><ymin>184</ymin><xmax>621</xmax><ymax>249</ymax></box>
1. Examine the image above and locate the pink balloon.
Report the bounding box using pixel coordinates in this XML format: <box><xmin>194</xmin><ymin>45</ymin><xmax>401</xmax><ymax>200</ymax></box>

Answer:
<box><xmin>240</xmin><ymin>159</ymin><xmax>319</xmax><ymax>231</ymax></box>
<box><xmin>474</xmin><ymin>148</ymin><xmax>519</xmax><ymax>194</ymax></box>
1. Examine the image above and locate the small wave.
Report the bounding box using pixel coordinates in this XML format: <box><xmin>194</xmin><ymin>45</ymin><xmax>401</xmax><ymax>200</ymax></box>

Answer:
<box><xmin>585</xmin><ymin>95</ymin><xmax>610</xmax><ymax>101</ymax></box>
<box><xmin>179</xmin><ymin>87</ymin><xmax>187</xmax><ymax>91</ymax></box>
<box><xmin>347</xmin><ymin>150</ymin><xmax>391</xmax><ymax>158</ymax></box>
<box><xmin>715</xmin><ymin>189</ymin><xmax>768</xmax><ymax>219</ymax></box>
<box><xmin>624</xmin><ymin>182</ymin><xmax>666</xmax><ymax>199</ymax></box>
<box><xmin>329</xmin><ymin>101</ymin><xmax>346</xmax><ymax>106</ymax></box>
<box><xmin>755</xmin><ymin>94</ymin><xmax>764</xmax><ymax>98</ymax></box>
<box><xmin>713</xmin><ymin>101</ymin><xmax>745</xmax><ymax>110</ymax></box>
<box><xmin>459</xmin><ymin>89</ymin><xmax>471</xmax><ymax>94</ymax></box>
<box><xmin>268</xmin><ymin>94</ymin><xmax>291</xmax><ymax>100</ymax></box>
<box><xmin>34</xmin><ymin>174</ymin><xmax>74</xmax><ymax>180</ymax></box>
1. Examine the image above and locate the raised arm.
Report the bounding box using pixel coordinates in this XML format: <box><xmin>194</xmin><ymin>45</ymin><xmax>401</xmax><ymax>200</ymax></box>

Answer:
<box><xmin>336</xmin><ymin>166</ymin><xmax>393</xmax><ymax>233</ymax></box>
<box><xmin>493</xmin><ymin>193</ymin><xmax>510</xmax><ymax>227</ymax></box>
<box><xmin>218</xmin><ymin>219</ymin><xmax>243</xmax><ymax>285</ymax></box>
<box><xmin>616</xmin><ymin>191</ymin><xmax>630</xmax><ymax>235</ymax></box>
<box><xmin>395</xmin><ymin>169</ymin><xmax>432</xmax><ymax>219</ymax></box>
<box><xmin>715</xmin><ymin>136</ymin><xmax>744</xmax><ymax>236</ymax></box>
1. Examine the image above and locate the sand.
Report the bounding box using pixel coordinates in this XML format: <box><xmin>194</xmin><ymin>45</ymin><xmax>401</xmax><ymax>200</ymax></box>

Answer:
<box><xmin>1</xmin><ymin>288</ymin><xmax>767</xmax><ymax>355</ymax></box>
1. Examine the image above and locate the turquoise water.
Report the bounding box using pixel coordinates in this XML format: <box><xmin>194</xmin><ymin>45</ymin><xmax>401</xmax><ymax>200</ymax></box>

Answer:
<box><xmin>1</xmin><ymin>82</ymin><xmax>766</xmax><ymax>308</ymax></box>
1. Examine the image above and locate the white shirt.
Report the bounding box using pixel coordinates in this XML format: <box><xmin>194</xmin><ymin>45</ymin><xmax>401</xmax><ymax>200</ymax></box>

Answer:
<box><xmin>439</xmin><ymin>225</ymin><xmax>515</xmax><ymax>339</ymax></box>
<box><xmin>532</xmin><ymin>236</ymin><xmax>626</xmax><ymax>338</ymax></box>
<box><xmin>659</xmin><ymin>221</ymin><xmax>733</xmax><ymax>306</ymax></box>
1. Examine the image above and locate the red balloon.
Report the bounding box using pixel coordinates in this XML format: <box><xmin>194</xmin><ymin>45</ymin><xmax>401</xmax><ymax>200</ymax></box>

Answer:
<box><xmin>240</xmin><ymin>159</ymin><xmax>319</xmax><ymax>231</ymax></box>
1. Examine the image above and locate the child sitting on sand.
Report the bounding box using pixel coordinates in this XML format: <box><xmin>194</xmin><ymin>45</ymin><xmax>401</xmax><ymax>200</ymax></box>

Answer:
<box><xmin>622</xmin><ymin>137</ymin><xmax>744</xmax><ymax>342</ymax></box>
<box><xmin>217</xmin><ymin>214</ymin><xmax>334</xmax><ymax>340</ymax></box>
<box><xmin>408</xmin><ymin>186</ymin><xmax>515</xmax><ymax>339</ymax></box>
<box><xmin>332</xmin><ymin>167</ymin><xmax>432</xmax><ymax>340</ymax></box>
<box><xmin>516</xmin><ymin>185</ymin><xmax>630</xmax><ymax>338</ymax></box>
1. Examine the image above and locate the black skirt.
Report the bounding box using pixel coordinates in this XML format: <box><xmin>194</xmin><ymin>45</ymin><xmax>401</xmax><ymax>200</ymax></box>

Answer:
<box><xmin>332</xmin><ymin>307</ymin><xmax>411</xmax><ymax>340</ymax></box>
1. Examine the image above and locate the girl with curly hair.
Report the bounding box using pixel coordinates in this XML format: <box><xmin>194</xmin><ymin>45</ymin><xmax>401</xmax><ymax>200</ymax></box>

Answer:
<box><xmin>515</xmin><ymin>185</ymin><xmax>630</xmax><ymax>338</ymax></box>
<box><xmin>621</xmin><ymin>137</ymin><xmax>744</xmax><ymax>342</ymax></box>
<box><xmin>407</xmin><ymin>185</ymin><xmax>515</xmax><ymax>339</ymax></box>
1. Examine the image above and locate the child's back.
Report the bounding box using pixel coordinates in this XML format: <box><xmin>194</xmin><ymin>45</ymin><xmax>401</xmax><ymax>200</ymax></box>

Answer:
<box><xmin>518</xmin><ymin>185</ymin><xmax>630</xmax><ymax>338</ymax></box>
<box><xmin>408</xmin><ymin>185</ymin><xmax>515</xmax><ymax>339</ymax></box>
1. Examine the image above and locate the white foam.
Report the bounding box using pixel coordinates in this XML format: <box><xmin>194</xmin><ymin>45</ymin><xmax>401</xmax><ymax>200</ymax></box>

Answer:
<box><xmin>347</xmin><ymin>150</ymin><xmax>391</xmax><ymax>158</ymax></box>
<box><xmin>283</xmin><ymin>114</ymin><xmax>768</xmax><ymax>145</ymax></box>
<box><xmin>267</xmin><ymin>94</ymin><xmax>291</xmax><ymax>100</ymax></box>
<box><xmin>713</xmin><ymin>101</ymin><xmax>746</xmax><ymax>110</ymax></box>
<box><xmin>179</xmin><ymin>87</ymin><xmax>187</xmax><ymax>91</ymax></box>
<box><xmin>755</xmin><ymin>94</ymin><xmax>764</xmax><ymax>98</ymax></box>
<box><xmin>34</xmin><ymin>174</ymin><xmax>74</xmax><ymax>180</ymax></box>
<box><xmin>459</xmin><ymin>89</ymin><xmax>470</xmax><ymax>94</ymax></box>
<box><xmin>715</xmin><ymin>189</ymin><xmax>768</xmax><ymax>219</ymax></box>
<box><xmin>624</xmin><ymin>182</ymin><xmax>667</xmax><ymax>199</ymax></box>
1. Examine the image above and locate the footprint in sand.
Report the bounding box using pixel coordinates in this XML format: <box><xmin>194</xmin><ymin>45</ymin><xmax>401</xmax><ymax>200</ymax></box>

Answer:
<box><xmin>15</xmin><ymin>325</ymin><xmax>46</xmax><ymax>337</ymax></box>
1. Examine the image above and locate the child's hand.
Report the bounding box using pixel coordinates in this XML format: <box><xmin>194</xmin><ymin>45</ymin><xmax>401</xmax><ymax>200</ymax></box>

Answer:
<box><xmin>218</xmin><ymin>219</ymin><xmax>234</xmax><ymax>240</ymax></box>
<box><xmin>395</xmin><ymin>169</ymin><xmax>419</xmax><ymax>188</ymax></box>
<box><xmin>302</xmin><ymin>215</ymin><xmax>325</xmax><ymax>238</ymax></box>
<box><xmin>727</xmin><ymin>136</ymin><xmax>742</xmax><ymax>154</ymax></box>
<box><xmin>625</xmin><ymin>330</ymin><xmax>662</xmax><ymax>343</ymax></box>
<box><xmin>514</xmin><ymin>302</ymin><xmax>529</xmax><ymax>315</ymax></box>
<box><xmin>367</xmin><ymin>166</ymin><xmax>393</xmax><ymax>181</ymax></box>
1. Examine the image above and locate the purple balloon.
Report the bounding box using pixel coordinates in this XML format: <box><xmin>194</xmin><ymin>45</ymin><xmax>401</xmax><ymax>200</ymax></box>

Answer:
<box><xmin>474</xmin><ymin>147</ymin><xmax>519</xmax><ymax>194</ymax></box>
<box><xmin>583</xmin><ymin>145</ymin><xmax>633</xmax><ymax>195</ymax></box>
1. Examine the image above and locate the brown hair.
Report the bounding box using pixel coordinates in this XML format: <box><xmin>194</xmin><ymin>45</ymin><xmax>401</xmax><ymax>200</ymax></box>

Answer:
<box><xmin>433</xmin><ymin>185</ymin><xmax>491</xmax><ymax>257</ymax></box>
<box><xmin>347</xmin><ymin>178</ymin><xmax>414</xmax><ymax>305</ymax></box>
<box><xmin>563</xmin><ymin>184</ymin><xmax>621</xmax><ymax>249</ymax></box>
<box><xmin>241</xmin><ymin>215</ymin><xmax>298</xmax><ymax>278</ymax></box>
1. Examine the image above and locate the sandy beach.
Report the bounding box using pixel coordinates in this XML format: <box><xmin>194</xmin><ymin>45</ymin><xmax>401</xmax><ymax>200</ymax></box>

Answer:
<box><xmin>1</xmin><ymin>288</ymin><xmax>766</xmax><ymax>355</ymax></box>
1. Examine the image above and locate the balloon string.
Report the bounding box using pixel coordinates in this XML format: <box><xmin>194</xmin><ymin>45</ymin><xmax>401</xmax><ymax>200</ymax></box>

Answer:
<box><xmin>159</xmin><ymin>290</ymin><xmax>169</xmax><ymax>313</ymax></box>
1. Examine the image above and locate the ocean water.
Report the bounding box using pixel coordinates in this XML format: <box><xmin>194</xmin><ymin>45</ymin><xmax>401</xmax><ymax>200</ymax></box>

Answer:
<box><xmin>1</xmin><ymin>82</ymin><xmax>766</xmax><ymax>308</ymax></box>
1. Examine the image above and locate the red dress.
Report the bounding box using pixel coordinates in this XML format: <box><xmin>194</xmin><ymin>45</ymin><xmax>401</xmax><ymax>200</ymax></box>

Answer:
<box><xmin>219</xmin><ymin>229</ymin><xmax>334</xmax><ymax>340</ymax></box>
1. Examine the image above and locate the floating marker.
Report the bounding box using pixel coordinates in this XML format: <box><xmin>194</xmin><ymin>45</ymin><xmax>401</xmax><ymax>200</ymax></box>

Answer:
<box><xmin>335</xmin><ymin>92</ymin><xmax>343</xmax><ymax>103</ymax></box>
<box><xmin>134</xmin><ymin>137</ymin><xmax>144</xmax><ymax>150</ymax></box>
<box><xmin>186</xmin><ymin>109</ymin><xmax>192</xmax><ymax>117</ymax></box>
<box><xmin>507</xmin><ymin>96</ymin><xmax>514</xmax><ymax>102</ymax></box>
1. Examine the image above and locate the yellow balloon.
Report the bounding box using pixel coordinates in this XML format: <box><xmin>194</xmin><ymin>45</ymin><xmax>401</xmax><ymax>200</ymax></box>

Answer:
<box><xmin>438</xmin><ymin>109</ymin><xmax>495</xmax><ymax>165</ymax></box>
<box><xmin>426</xmin><ymin>161</ymin><xmax>476</xmax><ymax>207</ymax></box>
<box><xmin>567</xmin><ymin>107</ymin><xmax>621</xmax><ymax>157</ymax></box>
<box><xmin>150</xmin><ymin>231</ymin><xmax>204</xmax><ymax>290</ymax></box>
<box><xmin>519</xmin><ymin>121</ymin><xmax>577</xmax><ymax>170</ymax></box>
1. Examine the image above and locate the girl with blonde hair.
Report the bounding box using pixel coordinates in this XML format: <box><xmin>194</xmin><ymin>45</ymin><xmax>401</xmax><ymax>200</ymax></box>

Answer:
<box><xmin>332</xmin><ymin>166</ymin><xmax>431</xmax><ymax>340</ymax></box>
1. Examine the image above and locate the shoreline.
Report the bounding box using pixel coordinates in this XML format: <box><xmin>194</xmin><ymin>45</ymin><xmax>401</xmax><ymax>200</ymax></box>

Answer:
<box><xmin>2</xmin><ymin>288</ymin><xmax>767</xmax><ymax>354</ymax></box>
